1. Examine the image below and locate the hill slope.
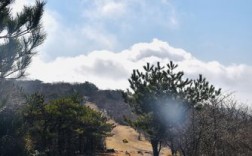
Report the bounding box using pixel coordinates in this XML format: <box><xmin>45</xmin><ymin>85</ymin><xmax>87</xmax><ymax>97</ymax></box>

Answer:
<box><xmin>105</xmin><ymin>123</ymin><xmax>171</xmax><ymax>156</ymax></box>
<box><xmin>86</xmin><ymin>102</ymin><xmax>171</xmax><ymax>156</ymax></box>
<box><xmin>4</xmin><ymin>80</ymin><xmax>135</xmax><ymax>123</ymax></box>
<box><xmin>2</xmin><ymin>80</ymin><xmax>171</xmax><ymax>155</ymax></box>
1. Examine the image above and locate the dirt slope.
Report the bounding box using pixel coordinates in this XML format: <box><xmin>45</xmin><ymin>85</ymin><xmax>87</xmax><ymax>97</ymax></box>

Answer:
<box><xmin>86</xmin><ymin>102</ymin><xmax>171</xmax><ymax>156</ymax></box>
<box><xmin>105</xmin><ymin>123</ymin><xmax>171</xmax><ymax>156</ymax></box>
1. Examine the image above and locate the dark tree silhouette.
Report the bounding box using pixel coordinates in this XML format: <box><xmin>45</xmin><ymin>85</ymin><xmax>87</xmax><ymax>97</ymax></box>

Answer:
<box><xmin>0</xmin><ymin>0</ymin><xmax>45</xmax><ymax>112</ymax></box>
<box><xmin>0</xmin><ymin>0</ymin><xmax>45</xmax><ymax>79</ymax></box>
<box><xmin>124</xmin><ymin>61</ymin><xmax>220</xmax><ymax>156</ymax></box>
<box><xmin>23</xmin><ymin>93</ymin><xmax>114</xmax><ymax>155</ymax></box>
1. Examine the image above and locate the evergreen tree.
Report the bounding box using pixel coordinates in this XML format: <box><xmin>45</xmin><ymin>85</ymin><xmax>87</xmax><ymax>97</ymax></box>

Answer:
<box><xmin>0</xmin><ymin>0</ymin><xmax>45</xmax><ymax>112</ymax></box>
<box><xmin>124</xmin><ymin>61</ymin><xmax>221</xmax><ymax>156</ymax></box>
<box><xmin>0</xmin><ymin>0</ymin><xmax>45</xmax><ymax>79</ymax></box>
<box><xmin>23</xmin><ymin>93</ymin><xmax>114</xmax><ymax>155</ymax></box>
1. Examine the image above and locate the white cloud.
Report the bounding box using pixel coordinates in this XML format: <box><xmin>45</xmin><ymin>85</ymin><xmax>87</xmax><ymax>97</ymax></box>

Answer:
<box><xmin>33</xmin><ymin>0</ymin><xmax>182</xmax><ymax>61</ymax></box>
<box><xmin>83</xmin><ymin>0</ymin><xmax>126</xmax><ymax>19</ymax></box>
<box><xmin>27</xmin><ymin>39</ymin><xmax>252</xmax><ymax>106</ymax></box>
<box><xmin>101</xmin><ymin>1</ymin><xmax>126</xmax><ymax>17</ymax></box>
<box><xmin>81</xmin><ymin>26</ymin><xmax>118</xmax><ymax>49</ymax></box>
<box><xmin>38</xmin><ymin>8</ymin><xmax>118</xmax><ymax>61</ymax></box>
<box><xmin>10</xmin><ymin>0</ymin><xmax>34</xmax><ymax>15</ymax></box>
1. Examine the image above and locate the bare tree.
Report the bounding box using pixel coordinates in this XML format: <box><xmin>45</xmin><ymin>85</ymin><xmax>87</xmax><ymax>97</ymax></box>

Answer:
<box><xmin>176</xmin><ymin>95</ymin><xmax>252</xmax><ymax>156</ymax></box>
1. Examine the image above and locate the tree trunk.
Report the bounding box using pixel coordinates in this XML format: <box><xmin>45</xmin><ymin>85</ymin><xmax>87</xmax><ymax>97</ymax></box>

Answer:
<box><xmin>151</xmin><ymin>139</ymin><xmax>160</xmax><ymax>156</ymax></box>
<box><xmin>170</xmin><ymin>138</ymin><xmax>176</xmax><ymax>156</ymax></box>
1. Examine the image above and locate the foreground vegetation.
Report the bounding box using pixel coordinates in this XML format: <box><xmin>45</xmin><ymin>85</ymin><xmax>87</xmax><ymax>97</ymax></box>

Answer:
<box><xmin>0</xmin><ymin>81</ymin><xmax>251</xmax><ymax>156</ymax></box>
<box><xmin>0</xmin><ymin>93</ymin><xmax>114</xmax><ymax>155</ymax></box>
<box><xmin>124</xmin><ymin>62</ymin><xmax>252</xmax><ymax>156</ymax></box>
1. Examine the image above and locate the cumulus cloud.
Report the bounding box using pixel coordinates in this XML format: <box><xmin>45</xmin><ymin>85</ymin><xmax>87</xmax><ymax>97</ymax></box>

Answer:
<box><xmin>6</xmin><ymin>1</ymin><xmax>251</xmax><ymax>106</ymax></box>
<box><xmin>27</xmin><ymin>39</ymin><xmax>252</xmax><ymax>105</ymax></box>
<box><xmin>20</xmin><ymin>0</ymin><xmax>182</xmax><ymax>61</ymax></box>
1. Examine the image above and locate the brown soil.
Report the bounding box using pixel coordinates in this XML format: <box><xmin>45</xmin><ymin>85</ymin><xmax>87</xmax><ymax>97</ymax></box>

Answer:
<box><xmin>104</xmin><ymin>123</ymin><xmax>171</xmax><ymax>156</ymax></box>
<box><xmin>86</xmin><ymin>102</ymin><xmax>171</xmax><ymax>156</ymax></box>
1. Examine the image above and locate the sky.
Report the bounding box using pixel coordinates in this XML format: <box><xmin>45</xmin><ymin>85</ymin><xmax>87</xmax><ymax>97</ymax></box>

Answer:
<box><xmin>12</xmin><ymin>0</ymin><xmax>252</xmax><ymax>105</ymax></box>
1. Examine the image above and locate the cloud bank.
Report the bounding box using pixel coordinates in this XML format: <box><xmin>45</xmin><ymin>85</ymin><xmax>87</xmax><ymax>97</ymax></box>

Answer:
<box><xmin>27</xmin><ymin>39</ymin><xmax>252</xmax><ymax>105</ymax></box>
<box><xmin>29</xmin><ymin>0</ymin><xmax>181</xmax><ymax>61</ymax></box>
<box><xmin>11</xmin><ymin>0</ymin><xmax>252</xmax><ymax>105</ymax></box>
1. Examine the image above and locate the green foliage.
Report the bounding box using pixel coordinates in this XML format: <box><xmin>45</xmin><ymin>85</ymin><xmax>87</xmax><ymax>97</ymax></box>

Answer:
<box><xmin>0</xmin><ymin>0</ymin><xmax>46</xmax><ymax>79</ymax></box>
<box><xmin>0</xmin><ymin>106</ymin><xmax>27</xmax><ymax>156</ymax></box>
<box><xmin>125</xmin><ymin>61</ymin><xmax>221</xmax><ymax>156</ymax></box>
<box><xmin>22</xmin><ymin>93</ymin><xmax>114</xmax><ymax>155</ymax></box>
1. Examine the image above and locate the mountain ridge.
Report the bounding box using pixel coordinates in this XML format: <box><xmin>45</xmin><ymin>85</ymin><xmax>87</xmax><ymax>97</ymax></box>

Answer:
<box><xmin>2</xmin><ymin>79</ymin><xmax>135</xmax><ymax>124</ymax></box>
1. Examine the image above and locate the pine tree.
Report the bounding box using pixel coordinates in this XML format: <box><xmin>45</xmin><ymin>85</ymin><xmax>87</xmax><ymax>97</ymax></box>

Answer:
<box><xmin>0</xmin><ymin>0</ymin><xmax>45</xmax><ymax>112</ymax></box>
<box><xmin>23</xmin><ymin>94</ymin><xmax>114</xmax><ymax>155</ymax></box>
<box><xmin>0</xmin><ymin>0</ymin><xmax>46</xmax><ymax>79</ymax></box>
<box><xmin>124</xmin><ymin>61</ymin><xmax>221</xmax><ymax>156</ymax></box>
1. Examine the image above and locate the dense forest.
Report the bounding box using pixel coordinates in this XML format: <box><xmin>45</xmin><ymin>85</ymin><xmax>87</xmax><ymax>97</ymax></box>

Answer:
<box><xmin>0</xmin><ymin>91</ymin><xmax>114</xmax><ymax>155</ymax></box>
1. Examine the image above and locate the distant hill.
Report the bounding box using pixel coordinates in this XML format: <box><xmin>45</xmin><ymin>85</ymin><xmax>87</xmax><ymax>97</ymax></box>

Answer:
<box><xmin>1</xmin><ymin>80</ymin><xmax>135</xmax><ymax>124</ymax></box>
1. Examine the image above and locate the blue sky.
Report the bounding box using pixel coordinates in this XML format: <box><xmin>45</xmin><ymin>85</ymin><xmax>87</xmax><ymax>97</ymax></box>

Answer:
<box><xmin>41</xmin><ymin>0</ymin><xmax>252</xmax><ymax>65</ymax></box>
<box><xmin>12</xmin><ymin>0</ymin><xmax>252</xmax><ymax>105</ymax></box>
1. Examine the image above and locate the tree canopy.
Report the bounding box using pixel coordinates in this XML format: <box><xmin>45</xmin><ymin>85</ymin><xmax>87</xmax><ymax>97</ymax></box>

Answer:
<box><xmin>124</xmin><ymin>61</ymin><xmax>221</xmax><ymax>156</ymax></box>
<box><xmin>22</xmin><ymin>93</ymin><xmax>114</xmax><ymax>155</ymax></box>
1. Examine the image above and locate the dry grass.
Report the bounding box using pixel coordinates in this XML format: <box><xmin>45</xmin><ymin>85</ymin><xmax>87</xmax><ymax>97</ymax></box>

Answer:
<box><xmin>105</xmin><ymin>123</ymin><xmax>171</xmax><ymax>156</ymax></box>
<box><xmin>86</xmin><ymin>102</ymin><xmax>171</xmax><ymax>156</ymax></box>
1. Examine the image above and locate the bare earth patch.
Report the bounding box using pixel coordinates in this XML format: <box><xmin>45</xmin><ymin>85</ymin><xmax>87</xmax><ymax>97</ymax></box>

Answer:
<box><xmin>105</xmin><ymin>123</ymin><xmax>171</xmax><ymax>156</ymax></box>
<box><xmin>85</xmin><ymin>102</ymin><xmax>171</xmax><ymax>156</ymax></box>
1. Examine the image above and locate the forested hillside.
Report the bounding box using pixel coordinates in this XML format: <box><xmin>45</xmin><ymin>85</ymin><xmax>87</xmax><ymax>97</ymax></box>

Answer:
<box><xmin>1</xmin><ymin>76</ymin><xmax>252</xmax><ymax>156</ymax></box>
<box><xmin>2</xmin><ymin>80</ymin><xmax>135</xmax><ymax>124</ymax></box>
